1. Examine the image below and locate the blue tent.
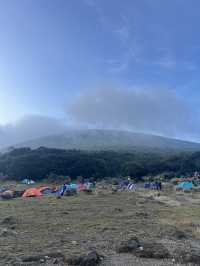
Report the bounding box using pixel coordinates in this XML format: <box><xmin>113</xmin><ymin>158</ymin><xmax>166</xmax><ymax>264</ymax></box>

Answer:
<box><xmin>70</xmin><ymin>183</ymin><xmax>77</xmax><ymax>190</ymax></box>
<box><xmin>177</xmin><ymin>181</ymin><xmax>193</xmax><ymax>189</ymax></box>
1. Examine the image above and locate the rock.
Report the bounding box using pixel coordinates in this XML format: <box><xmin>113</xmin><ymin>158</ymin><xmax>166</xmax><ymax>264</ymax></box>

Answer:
<box><xmin>173</xmin><ymin>229</ymin><xmax>187</xmax><ymax>239</ymax></box>
<box><xmin>1</xmin><ymin>190</ymin><xmax>14</xmax><ymax>200</ymax></box>
<box><xmin>80</xmin><ymin>189</ymin><xmax>93</xmax><ymax>195</ymax></box>
<box><xmin>21</xmin><ymin>252</ymin><xmax>66</xmax><ymax>263</ymax></box>
<box><xmin>175</xmin><ymin>247</ymin><xmax>200</xmax><ymax>264</ymax></box>
<box><xmin>67</xmin><ymin>251</ymin><xmax>102</xmax><ymax>266</ymax></box>
<box><xmin>161</xmin><ymin>226</ymin><xmax>188</xmax><ymax>240</ymax></box>
<box><xmin>117</xmin><ymin>237</ymin><xmax>141</xmax><ymax>253</ymax></box>
<box><xmin>62</xmin><ymin>211</ymin><xmax>69</xmax><ymax>215</ymax></box>
<box><xmin>135</xmin><ymin>211</ymin><xmax>148</xmax><ymax>219</ymax></box>
<box><xmin>1</xmin><ymin>228</ymin><xmax>9</xmax><ymax>237</ymax></box>
<box><xmin>22</xmin><ymin>255</ymin><xmax>45</xmax><ymax>262</ymax></box>
<box><xmin>114</xmin><ymin>208</ymin><xmax>122</xmax><ymax>212</ymax></box>
<box><xmin>117</xmin><ymin>238</ymin><xmax>170</xmax><ymax>259</ymax></box>
<box><xmin>1</xmin><ymin>216</ymin><xmax>16</xmax><ymax>226</ymax></box>
<box><xmin>136</xmin><ymin>242</ymin><xmax>170</xmax><ymax>259</ymax></box>
<box><xmin>82</xmin><ymin>251</ymin><xmax>102</xmax><ymax>265</ymax></box>
<box><xmin>0</xmin><ymin>228</ymin><xmax>17</xmax><ymax>237</ymax></box>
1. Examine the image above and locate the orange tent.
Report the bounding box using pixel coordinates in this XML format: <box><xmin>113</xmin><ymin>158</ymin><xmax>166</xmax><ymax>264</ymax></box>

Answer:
<box><xmin>22</xmin><ymin>188</ymin><xmax>42</xmax><ymax>197</ymax></box>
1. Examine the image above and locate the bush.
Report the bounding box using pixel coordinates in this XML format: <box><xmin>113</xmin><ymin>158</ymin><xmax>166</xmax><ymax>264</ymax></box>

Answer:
<box><xmin>45</xmin><ymin>173</ymin><xmax>70</xmax><ymax>184</ymax></box>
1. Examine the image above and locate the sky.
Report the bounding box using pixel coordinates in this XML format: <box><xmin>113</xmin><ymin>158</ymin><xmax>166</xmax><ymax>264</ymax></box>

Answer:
<box><xmin>0</xmin><ymin>0</ymin><xmax>200</xmax><ymax>144</ymax></box>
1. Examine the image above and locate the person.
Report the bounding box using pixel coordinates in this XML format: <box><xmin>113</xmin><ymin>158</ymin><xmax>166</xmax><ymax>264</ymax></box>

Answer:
<box><xmin>144</xmin><ymin>182</ymin><xmax>151</xmax><ymax>189</ymax></box>
<box><xmin>59</xmin><ymin>183</ymin><xmax>70</xmax><ymax>196</ymax></box>
<box><xmin>151</xmin><ymin>181</ymin><xmax>157</xmax><ymax>190</ymax></box>
<box><xmin>59</xmin><ymin>176</ymin><xmax>72</xmax><ymax>196</ymax></box>
<box><xmin>158</xmin><ymin>181</ymin><xmax>162</xmax><ymax>191</ymax></box>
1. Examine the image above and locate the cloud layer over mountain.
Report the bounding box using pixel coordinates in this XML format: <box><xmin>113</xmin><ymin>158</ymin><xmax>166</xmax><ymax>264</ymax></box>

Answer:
<box><xmin>68</xmin><ymin>87</ymin><xmax>196</xmax><ymax>140</ymax></box>
<box><xmin>0</xmin><ymin>87</ymin><xmax>199</xmax><ymax>149</ymax></box>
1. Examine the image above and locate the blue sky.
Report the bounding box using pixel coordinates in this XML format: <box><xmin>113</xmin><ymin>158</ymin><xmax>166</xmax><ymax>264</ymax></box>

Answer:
<box><xmin>0</xmin><ymin>0</ymin><xmax>200</xmax><ymax>140</ymax></box>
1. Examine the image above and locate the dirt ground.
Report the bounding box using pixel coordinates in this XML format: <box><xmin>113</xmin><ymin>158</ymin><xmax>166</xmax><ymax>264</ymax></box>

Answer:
<box><xmin>1</xmin><ymin>186</ymin><xmax>200</xmax><ymax>265</ymax></box>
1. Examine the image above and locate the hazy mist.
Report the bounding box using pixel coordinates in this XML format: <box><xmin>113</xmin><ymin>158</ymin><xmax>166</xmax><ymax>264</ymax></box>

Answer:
<box><xmin>0</xmin><ymin>115</ymin><xmax>66</xmax><ymax>148</ymax></box>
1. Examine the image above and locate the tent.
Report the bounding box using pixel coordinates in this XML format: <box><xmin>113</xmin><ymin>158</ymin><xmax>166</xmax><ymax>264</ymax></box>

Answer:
<box><xmin>70</xmin><ymin>183</ymin><xmax>77</xmax><ymax>190</ymax></box>
<box><xmin>21</xmin><ymin>179</ymin><xmax>35</xmax><ymax>185</ymax></box>
<box><xmin>22</xmin><ymin>188</ymin><xmax>42</xmax><ymax>197</ymax></box>
<box><xmin>0</xmin><ymin>187</ymin><xmax>7</xmax><ymax>193</ymax></box>
<box><xmin>127</xmin><ymin>183</ymin><xmax>137</xmax><ymax>190</ymax></box>
<box><xmin>177</xmin><ymin>181</ymin><xmax>193</xmax><ymax>190</ymax></box>
<box><xmin>22</xmin><ymin>186</ymin><xmax>56</xmax><ymax>197</ymax></box>
<box><xmin>77</xmin><ymin>183</ymin><xmax>87</xmax><ymax>192</ymax></box>
<box><xmin>37</xmin><ymin>186</ymin><xmax>52</xmax><ymax>195</ymax></box>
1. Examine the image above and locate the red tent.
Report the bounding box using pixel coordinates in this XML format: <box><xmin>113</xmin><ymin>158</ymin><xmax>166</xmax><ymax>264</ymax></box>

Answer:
<box><xmin>22</xmin><ymin>188</ymin><xmax>42</xmax><ymax>197</ymax></box>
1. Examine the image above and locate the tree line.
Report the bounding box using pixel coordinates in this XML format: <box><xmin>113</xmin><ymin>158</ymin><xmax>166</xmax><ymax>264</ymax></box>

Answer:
<box><xmin>0</xmin><ymin>147</ymin><xmax>200</xmax><ymax>181</ymax></box>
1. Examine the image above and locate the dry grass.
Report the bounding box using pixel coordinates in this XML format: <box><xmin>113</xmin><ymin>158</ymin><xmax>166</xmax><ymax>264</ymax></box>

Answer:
<box><xmin>0</xmin><ymin>188</ymin><xmax>200</xmax><ymax>265</ymax></box>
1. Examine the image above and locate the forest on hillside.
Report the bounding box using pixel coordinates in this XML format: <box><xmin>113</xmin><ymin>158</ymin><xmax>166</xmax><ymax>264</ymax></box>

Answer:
<box><xmin>0</xmin><ymin>147</ymin><xmax>200</xmax><ymax>181</ymax></box>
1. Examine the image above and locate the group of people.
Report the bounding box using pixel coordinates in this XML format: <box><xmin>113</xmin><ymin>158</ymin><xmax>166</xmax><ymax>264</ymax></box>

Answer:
<box><xmin>144</xmin><ymin>181</ymin><xmax>162</xmax><ymax>191</ymax></box>
<box><xmin>117</xmin><ymin>178</ymin><xmax>163</xmax><ymax>191</ymax></box>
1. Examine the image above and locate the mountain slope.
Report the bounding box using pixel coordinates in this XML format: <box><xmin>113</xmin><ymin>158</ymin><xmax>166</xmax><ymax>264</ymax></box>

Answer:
<box><xmin>7</xmin><ymin>129</ymin><xmax>200</xmax><ymax>153</ymax></box>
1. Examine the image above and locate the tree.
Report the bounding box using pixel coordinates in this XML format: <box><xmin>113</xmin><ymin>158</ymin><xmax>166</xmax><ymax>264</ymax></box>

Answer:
<box><xmin>122</xmin><ymin>161</ymin><xmax>146</xmax><ymax>179</ymax></box>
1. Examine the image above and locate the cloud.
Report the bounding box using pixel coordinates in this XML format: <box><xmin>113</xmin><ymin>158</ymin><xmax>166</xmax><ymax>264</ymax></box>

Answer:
<box><xmin>0</xmin><ymin>115</ymin><xmax>66</xmax><ymax>148</ymax></box>
<box><xmin>67</xmin><ymin>87</ymin><xmax>196</xmax><ymax>140</ymax></box>
<box><xmin>0</xmin><ymin>88</ymin><xmax>198</xmax><ymax>149</ymax></box>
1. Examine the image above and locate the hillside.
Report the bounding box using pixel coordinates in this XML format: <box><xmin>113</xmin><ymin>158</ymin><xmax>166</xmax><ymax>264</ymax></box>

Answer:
<box><xmin>2</xmin><ymin>147</ymin><xmax>200</xmax><ymax>180</ymax></box>
<box><xmin>8</xmin><ymin>129</ymin><xmax>200</xmax><ymax>152</ymax></box>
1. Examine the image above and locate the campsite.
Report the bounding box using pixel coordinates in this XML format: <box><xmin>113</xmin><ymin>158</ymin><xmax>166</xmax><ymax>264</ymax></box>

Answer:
<box><xmin>1</xmin><ymin>0</ymin><xmax>200</xmax><ymax>265</ymax></box>
<box><xmin>1</xmin><ymin>176</ymin><xmax>200</xmax><ymax>265</ymax></box>
<box><xmin>1</xmin><ymin>147</ymin><xmax>200</xmax><ymax>266</ymax></box>
<box><xmin>1</xmin><ymin>148</ymin><xmax>200</xmax><ymax>265</ymax></box>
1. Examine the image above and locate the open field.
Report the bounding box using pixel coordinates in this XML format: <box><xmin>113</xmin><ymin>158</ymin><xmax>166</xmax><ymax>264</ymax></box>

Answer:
<box><xmin>1</xmin><ymin>187</ymin><xmax>200</xmax><ymax>265</ymax></box>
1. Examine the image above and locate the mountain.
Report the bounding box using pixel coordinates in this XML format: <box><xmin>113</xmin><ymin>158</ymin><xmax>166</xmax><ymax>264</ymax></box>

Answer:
<box><xmin>5</xmin><ymin>129</ymin><xmax>200</xmax><ymax>153</ymax></box>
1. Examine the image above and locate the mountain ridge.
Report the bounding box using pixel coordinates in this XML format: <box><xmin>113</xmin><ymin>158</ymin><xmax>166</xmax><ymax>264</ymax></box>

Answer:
<box><xmin>4</xmin><ymin>129</ymin><xmax>200</xmax><ymax>153</ymax></box>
